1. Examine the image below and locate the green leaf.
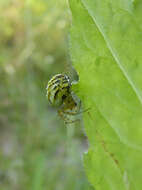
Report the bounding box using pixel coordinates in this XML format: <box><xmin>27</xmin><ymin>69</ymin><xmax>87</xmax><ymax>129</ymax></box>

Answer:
<box><xmin>69</xmin><ymin>0</ymin><xmax>142</xmax><ymax>189</ymax></box>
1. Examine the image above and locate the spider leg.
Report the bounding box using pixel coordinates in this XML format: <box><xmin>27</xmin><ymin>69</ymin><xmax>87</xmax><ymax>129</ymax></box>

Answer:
<box><xmin>62</xmin><ymin>110</ymin><xmax>78</xmax><ymax>115</ymax></box>
<box><xmin>64</xmin><ymin>119</ymin><xmax>80</xmax><ymax>125</ymax></box>
<box><xmin>58</xmin><ymin>109</ymin><xmax>67</xmax><ymax>121</ymax></box>
<box><xmin>61</xmin><ymin>107</ymin><xmax>90</xmax><ymax>115</ymax></box>
<box><xmin>58</xmin><ymin>108</ymin><xmax>80</xmax><ymax>124</ymax></box>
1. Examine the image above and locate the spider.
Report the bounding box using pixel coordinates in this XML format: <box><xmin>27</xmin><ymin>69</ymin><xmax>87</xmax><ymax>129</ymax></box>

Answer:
<box><xmin>46</xmin><ymin>74</ymin><xmax>81</xmax><ymax>124</ymax></box>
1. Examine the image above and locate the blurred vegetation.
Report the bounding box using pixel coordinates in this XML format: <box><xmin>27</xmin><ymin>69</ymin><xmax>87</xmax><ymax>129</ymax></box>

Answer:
<box><xmin>0</xmin><ymin>0</ymin><xmax>91</xmax><ymax>189</ymax></box>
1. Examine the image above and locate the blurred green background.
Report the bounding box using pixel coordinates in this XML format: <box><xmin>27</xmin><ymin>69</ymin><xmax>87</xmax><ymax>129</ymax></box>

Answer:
<box><xmin>0</xmin><ymin>0</ymin><xmax>91</xmax><ymax>189</ymax></box>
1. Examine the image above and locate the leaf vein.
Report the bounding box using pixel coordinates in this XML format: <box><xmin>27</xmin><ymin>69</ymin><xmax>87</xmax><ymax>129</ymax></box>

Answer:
<box><xmin>81</xmin><ymin>0</ymin><xmax>142</xmax><ymax>105</ymax></box>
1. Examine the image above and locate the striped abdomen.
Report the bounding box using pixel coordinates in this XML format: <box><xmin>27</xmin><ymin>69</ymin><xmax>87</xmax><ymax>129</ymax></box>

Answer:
<box><xmin>46</xmin><ymin>74</ymin><xmax>71</xmax><ymax>106</ymax></box>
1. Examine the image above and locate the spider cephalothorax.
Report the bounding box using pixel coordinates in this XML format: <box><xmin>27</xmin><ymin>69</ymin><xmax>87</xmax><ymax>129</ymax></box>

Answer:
<box><xmin>46</xmin><ymin>74</ymin><xmax>80</xmax><ymax>124</ymax></box>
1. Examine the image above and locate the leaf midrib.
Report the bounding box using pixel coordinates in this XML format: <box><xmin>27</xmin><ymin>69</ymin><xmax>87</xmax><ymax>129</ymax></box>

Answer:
<box><xmin>81</xmin><ymin>0</ymin><xmax>142</xmax><ymax>105</ymax></box>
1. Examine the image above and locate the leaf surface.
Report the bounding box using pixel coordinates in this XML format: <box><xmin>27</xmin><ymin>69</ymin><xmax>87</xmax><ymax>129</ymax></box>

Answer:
<box><xmin>69</xmin><ymin>0</ymin><xmax>142</xmax><ymax>189</ymax></box>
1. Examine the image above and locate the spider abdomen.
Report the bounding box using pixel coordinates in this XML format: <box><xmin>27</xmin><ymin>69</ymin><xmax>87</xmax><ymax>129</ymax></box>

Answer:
<box><xmin>46</xmin><ymin>74</ymin><xmax>71</xmax><ymax>106</ymax></box>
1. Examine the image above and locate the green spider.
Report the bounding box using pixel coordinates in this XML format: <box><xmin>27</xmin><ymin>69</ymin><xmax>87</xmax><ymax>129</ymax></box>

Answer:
<box><xmin>46</xmin><ymin>74</ymin><xmax>81</xmax><ymax>124</ymax></box>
